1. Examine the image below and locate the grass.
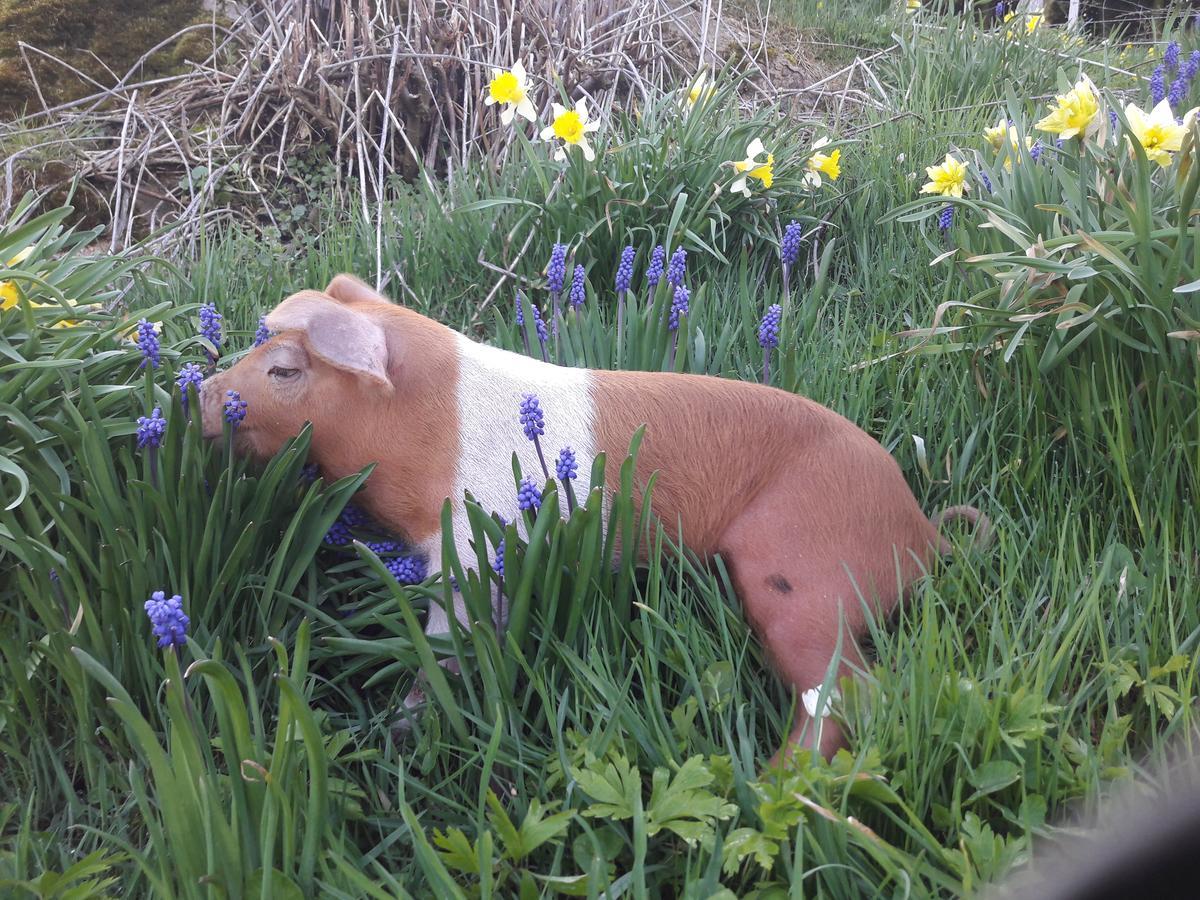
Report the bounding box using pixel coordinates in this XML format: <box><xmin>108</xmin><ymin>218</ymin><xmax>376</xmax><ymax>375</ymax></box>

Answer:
<box><xmin>2</xmin><ymin>4</ymin><xmax>1200</xmax><ymax>897</ymax></box>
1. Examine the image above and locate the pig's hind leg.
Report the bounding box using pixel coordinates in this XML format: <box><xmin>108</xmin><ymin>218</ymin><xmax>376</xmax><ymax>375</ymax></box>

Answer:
<box><xmin>716</xmin><ymin>480</ymin><xmax>926</xmax><ymax>763</ymax></box>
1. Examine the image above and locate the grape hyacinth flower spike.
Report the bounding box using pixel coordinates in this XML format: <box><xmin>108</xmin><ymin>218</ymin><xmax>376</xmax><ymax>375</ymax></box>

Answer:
<box><xmin>1166</xmin><ymin>40</ymin><xmax>1181</xmax><ymax>73</ymax></box>
<box><xmin>667</xmin><ymin>284</ymin><xmax>689</xmax><ymax>369</ymax></box>
<box><xmin>646</xmin><ymin>244</ymin><xmax>666</xmax><ymax>297</ymax></box>
<box><xmin>556</xmin><ymin>446</ymin><xmax>578</xmax><ymax>512</ymax></box>
<box><xmin>757</xmin><ymin>304</ymin><xmax>781</xmax><ymax>385</ymax></box>
<box><xmin>938</xmin><ymin>205</ymin><xmax>954</xmax><ymax>233</ymax></box>
<box><xmin>515</xmin><ymin>292</ymin><xmax>532</xmax><ymax>356</ymax></box>
<box><xmin>145</xmin><ymin>591</ymin><xmax>189</xmax><ymax>650</ymax></box>
<box><xmin>1169</xmin><ymin>70</ymin><xmax>1189</xmax><ymax>110</ymax></box>
<box><xmin>176</xmin><ymin>363</ymin><xmax>204</xmax><ymax>417</ymax></box>
<box><xmin>253</xmin><ymin>316</ymin><xmax>272</xmax><ymax>347</ymax></box>
<box><xmin>546</xmin><ymin>242</ymin><xmax>568</xmax><ymax>325</ymax></box>
<box><xmin>519</xmin><ymin>393</ymin><xmax>551</xmax><ymax>480</ymax></box>
<box><xmin>667</xmin><ymin>247</ymin><xmax>687</xmax><ymax>288</ymax></box>
<box><xmin>387</xmin><ymin>554</ymin><xmax>428</xmax><ymax>586</ymax></box>
<box><xmin>614</xmin><ymin>244</ymin><xmax>634</xmax><ymax>354</ymax></box>
<box><xmin>531</xmin><ymin>304</ymin><xmax>549</xmax><ymax>362</ymax></box>
<box><xmin>569</xmin><ymin>263</ymin><xmax>586</xmax><ymax>312</ymax></box>
<box><xmin>198</xmin><ymin>302</ymin><xmax>223</xmax><ymax>365</ymax></box>
<box><xmin>1151</xmin><ymin>65</ymin><xmax>1167</xmax><ymax>107</ymax></box>
<box><xmin>492</xmin><ymin>516</ymin><xmax>511</xmax><ymax>581</ymax></box>
<box><xmin>517</xmin><ymin>476</ymin><xmax>543</xmax><ymax>515</ymax></box>
<box><xmin>780</xmin><ymin>220</ymin><xmax>803</xmax><ymax>298</ymax></box>
<box><xmin>135</xmin><ymin>318</ymin><xmax>160</xmax><ymax>369</ymax></box>
<box><xmin>324</xmin><ymin>503</ymin><xmax>370</xmax><ymax>547</ymax></box>
<box><xmin>224</xmin><ymin>390</ymin><xmax>248</xmax><ymax>428</ymax></box>
<box><xmin>136</xmin><ymin>406</ymin><xmax>167</xmax><ymax>487</ymax></box>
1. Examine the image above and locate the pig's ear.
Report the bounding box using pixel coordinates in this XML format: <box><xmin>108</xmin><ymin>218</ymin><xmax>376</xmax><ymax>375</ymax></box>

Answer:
<box><xmin>267</xmin><ymin>300</ymin><xmax>392</xmax><ymax>391</ymax></box>
<box><xmin>325</xmin><ymin>274</ymin><xmax>389</xmax><ymax>306</ymax></box>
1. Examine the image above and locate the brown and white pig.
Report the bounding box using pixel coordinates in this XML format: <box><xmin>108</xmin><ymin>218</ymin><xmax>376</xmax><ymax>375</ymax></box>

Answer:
<box><xmin>200</xmin><ymin>274</ymin><xmax>988</xmax><ymax>759</ymax></box>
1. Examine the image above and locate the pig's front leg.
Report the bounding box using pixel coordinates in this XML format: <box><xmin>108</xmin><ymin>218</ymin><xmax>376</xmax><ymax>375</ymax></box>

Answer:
<box><xmin>392</xmin><ymin>529</ymin><xmax>505</xmax><ymax>738</ymax></box>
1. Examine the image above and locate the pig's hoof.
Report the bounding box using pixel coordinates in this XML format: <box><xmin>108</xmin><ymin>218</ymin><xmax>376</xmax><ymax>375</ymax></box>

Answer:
<box><xmin>389</xmin><ymin>683</ymin><xmax>427</xmax><ymax>741</ymax></box>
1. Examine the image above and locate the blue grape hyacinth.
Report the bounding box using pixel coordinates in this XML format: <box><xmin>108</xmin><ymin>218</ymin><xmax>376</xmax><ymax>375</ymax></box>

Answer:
<box><xmin>555</xmin><ymin>446</ymin><xmax>578</xmax><ymax>482</ymax></box>
<box><xmin>531</xmin><ymin>304</ymin><xmax>549</xmax><ymax>360</ymax></box>
<box><xmin>520</xmin><ymin>393</ymin><xmax>550</xmax><ymax>479</ymax></box>
<box><xmin>615</xmin><ymin>245</ymin><xmax>634</xmax><ymax>295</ymax></box>
<box><xmin>519</xmin><ymin>393</ymin><xmax>545</xmax><ymax>440</ymax></box>
<box><xmin>1151</xmin><ymin>65</ymin><xmax>1167</xmax><ymax>106</ymax></box>
<box><xmin>387</xmin><ymin>555</ymin><xmax>428</xmax><ymax>585</ymax></box>
<box><xmin>757</xmin><ymin>305</ymin><xmax>781</xmax><ymax>350</ymax></box>
<box><xmin>517</xmin><ymin>476</ymin><xmax>542</xmax><ymax>512</ymax></box>
<box><xmin>198</xmin><ymin>302</ymin><xmax>223</xmax><ymax>355</ymax></box>
<box><xmin>666</xmin><ymin>247</ymin><xmax>687</xmax><ymax>288</ymax></box>
<box><xmin>176</xmin><ymin>363</ymin><xmax>204</xmax><ymax>413</ymax></box>
<box><xmin>492</xmin><ymin>537</ymin><xmax>506</xmax><ymax>577</ymax></box>
<box><xmin>144</xmin><ymin>591</ymin><xmax>189</xmax><ymax>649</ymax></box>
<box><xmin>1186</xmin><ymin>51</ymin><xmax>1200</xmax><ymax>83</ymax></box>
<box><xmin>1166</xmin><ymin>41</ymin><xmax>1181</xmax><ymax>73</ymax></box>
<box><xmin>323</xmin><ymin>503</ymin><xmax>370</xmax><ymax>546</ymax></box>
<box><xmin>938</xmin><ymin>205</ymin><xmax>954</xmax><ymax>232</ymax></box>
<box><xmin>758</xmin><ymin>304</ymin><xmax>782</xmax><ymax>385</ymax></box>
<box><xmin>781</xmin><ymin>220</ymin><xmax>803</xmax><ymax>268</ymax></box>
<box><xmin>569</xmin><ymin>264</ymin><xmax>586</xmax><ymax>309</ymax></box>
<box><xmin>135</xmin><ymin>319</ymin><xmax>160</xmax><ymax>369</ymax></box>
<box><xmin>979</xmin><ymin>170</ymin><xmax>993</xmax><ymax>194</ymax></box>
<box><xmin>136</xmin><ymin>407</ymin><xmax>166</xmax><ymax>449</ymax></box>
<box><xmin>668</xmin><ymin>285</ymin><xmax>689</xmax><ymax>331</ymax></box>
<box><xmin>546</xmin><ymin>243</ymin><xmax>568</xmax><ymax>296</ymax></box>
<box><xmin>646</xmin><ymin>244</ymin><xmax>666</xmax><ymax>291</ymax></box>
<box><xmin>253</xmin><ymin>316</ymin><xmax>271</xmax><ymax>347</ymax></box>
<box><xmin>223</xmin><ymin>390</ymin><xmax>247</xmax><ymax>428</ymax></box>
<box><xmin>367</xmin><ymin>539</ymin><xmax>406</xmax><ymax>557</ymax></box>
<box><xmin>556</xmin><ymin>446</ymin><xmax>579</xmax><ymax>511</ymax></box>
<box><xmin>1170</xmin><ymin>73</ymin><xmax>1189</xmax><ymax>109</ymax></box>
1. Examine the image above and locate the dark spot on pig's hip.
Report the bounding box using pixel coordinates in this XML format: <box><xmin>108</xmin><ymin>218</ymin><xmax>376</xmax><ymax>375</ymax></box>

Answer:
<box><xmin>767</xmin><ymin>574</ymin><xmax>793</xmax><ymax>593</ymax></box>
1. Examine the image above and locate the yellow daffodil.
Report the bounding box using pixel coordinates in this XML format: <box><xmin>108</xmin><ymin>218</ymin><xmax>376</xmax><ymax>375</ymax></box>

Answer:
<box><xmin>539</xmin><ymin>98</ymin><xmax>601</xmax><ymax>161</ymax></box>
<box><xmin>728</xmin><ymin>138</ymin><xmax>774</xmax><ymax>196</ymax></box>
<box><xmin>920</xmin><ymin>153</ymin><xmax>969</xmax><ymax>198</ymax></box>
<box><xmin>1124</xmin><ymin>99</ymin><xmax>1187</xmax><ymax>167</ymax></box>
<box><xmin>685</xmin><ymin>72</ymin><xmax>716</xmax><ymax>108</ymax></box>
<box><xmin>906</xmin><ymin>0</ymin><xmax>921</xmax><ymax>11</ymax></box>
<box><xmin>983</xmin><ymin>118</ymin><xmax>1009</xmax><ymax>150</ymax></box>
<box><xmin>485</xmin><ymin>60</ymin><xmax>536</xmax><ymax>126</ymax></box>
<box><xmin>985</xmin><ymin>120</ymin><xmax>1033</xmax><ymax>170</ymax></box>
<box><xmin>804</xmin><ymin>137</ymin><xmax>841</xmax><ymax>188</ymax></box>
<box><xmin>0</xmin><ymin>280</ymin><xmax>18</xmax><ymax>310</ymax></box>
<box><xmin>1035</xmin><ymin>78</ymin><xmax>1099</xmax><ymax>141</ymax></box>
<box><xmin>0</xmin><ymin>247</ymin><xmax>34</xmax><ymax>312</ymax></box>
<box><xmin>1025</xmin><ymin>14</ymin><xmax>1041</xmax><ymax>33</ymax></box>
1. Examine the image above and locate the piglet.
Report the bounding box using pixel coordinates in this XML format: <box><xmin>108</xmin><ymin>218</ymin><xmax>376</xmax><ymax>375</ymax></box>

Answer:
<box><xmin>200</xmin><ymin>274</ymin><xmax>989</xmax><ymax>760</ymax></box>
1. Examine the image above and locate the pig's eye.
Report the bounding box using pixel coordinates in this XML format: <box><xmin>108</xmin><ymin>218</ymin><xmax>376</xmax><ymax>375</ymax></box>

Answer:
<box><xmin>268</xmin><ymin>366</ymin><xmax>300</xmax><ymax>381</ymax></box>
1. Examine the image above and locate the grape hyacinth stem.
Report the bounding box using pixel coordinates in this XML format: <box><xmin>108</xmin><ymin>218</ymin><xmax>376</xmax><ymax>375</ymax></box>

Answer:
<box><xmin>616</xmin><ymin>294</ymin><xmax>626</xmax><ymax>361</ymax></box>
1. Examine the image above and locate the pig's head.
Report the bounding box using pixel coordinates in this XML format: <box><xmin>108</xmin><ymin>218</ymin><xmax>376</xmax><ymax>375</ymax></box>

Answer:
<box><xmin>199</xmin><ymin>279</ymin><xmax>394</xmax><ymax>460</ymax></box>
